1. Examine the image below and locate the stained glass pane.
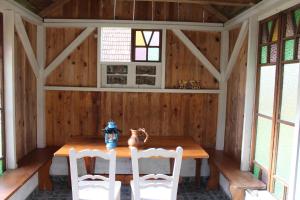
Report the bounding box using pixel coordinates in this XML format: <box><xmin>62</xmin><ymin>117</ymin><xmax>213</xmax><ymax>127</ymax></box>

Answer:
<box><xmin>0</xmin><ymin>159</ymin><xmax>3</xmax><ymax>176</ymax></box>
<box><xmin>143</xmin><ymin>31</ymin><xmax>153</xmax><ymax>45</ymax></box>
<box><xmin>284</xmin><ymin>39</ymin><xmax>295</xmax><ymax>61</ymax></box>
<box><xmin>136</xmin><ymin>66</ymin><xmax>156</xmax><ymax>75</ymax></box>
<box><xmin>273</xmin><ymin>181</ymin><xmax>284</xmax><ymax>200</ymax></box>
<box><xmin>280</xmin><ymin>63</ymin><xmax>300</xmax><ymax>122</ymax></box>
<box><xmin>261</xmin><ymin>46</ymin><xmax>268</xmax><ymax>64</ymax></box>
<box><xmin>253</xmin><ymin>164</ymin><xmax>261</xmax><ymax>179</ymax></box>
<box><xmin>276</xmin><ymin>124</ymin><xmax>294</xmax><ymax>182</ymax></box>
<box><xmin>258</xmin><ymin>66</ymin><xmax>276</xmax><ymax>116</ymax></box>
<box><xmin>267</xmin><ymin>20</ymin><xmax>273</xmax><ymax>37</ymax></box>
<box><xmin>286</xmin><ymin>13</ymin><xmax>295</xmax><ymax>37</ymax></box>
<box><xmin>107</xmin><ymin>75</ymin><xmax>127</xmax><ymax>84</ymax></box>
<box><xmin>270</xmin><ymin>44</ymin><xmax>277</xmax><ymax>63</ymax></box>
<box><xmin>261</xmin><ymin>25</ymin><xmax>268</xmax><ymax>44</ymax></box>
<box><xmin>135</xmin><ymin>47</ymin><xmax>147</xmax><ymax>61</ymax></box>
<box><xmin>254</xmin><ymin>117</ymin><xmax>273</xmax><ymax>169</ymax></box>
<box><xmin>148</xmin><ymin>48</ymin><xmax>160</xmax><ymax>61</ymax></box>
<box><xmin>150</xmin><ymin>31</ymin><xmax>160</xmax><ymax>46</ymax></box>
<box><xmin>294</xmin><ymin>9</ymin><xmax>300</xmax><ymax>28</ymax></box>
<box><xmin>136</xmin><ymin>31</ymin><xmax>145</xmax><ymax>46</ymax></box>
<box><xmin>298</xmin><ymin>39</ymin><xmax>300</xmax><ymax>59</ymax></box>
<box><xmin>107</xmin><ymin>65</ymin><xmax>128</xmax><ymax>74</ymax></box>
<box><xmin>136</xmin><ymin>76</ymin><xmax>156</xmax><ymax>85</ymax></box>
<box><xmin>272</xmin><ymin>20</ymin><xmax>279</xmax><ymax>42</ymax></box>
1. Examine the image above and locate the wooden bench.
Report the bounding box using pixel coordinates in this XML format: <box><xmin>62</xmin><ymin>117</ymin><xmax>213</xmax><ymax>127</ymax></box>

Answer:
<box><xmin>206</xmin><ymin>150</ymin><xmax>266</xmax><ymax>200</ymax></box>
<box><xmin>0</xmin><ymin>147</ymin><xmax>58</xmax><ymax>200</ymax></box>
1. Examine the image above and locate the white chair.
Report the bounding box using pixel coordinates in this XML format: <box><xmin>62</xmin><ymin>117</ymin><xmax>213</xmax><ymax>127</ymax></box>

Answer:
<box><xmin>69</xmin><ymin>148</ymin><xmax>121</xmax><ymax>200</ymax></box>
<box><xmin>130</xmin><ymin>147</ymin><xmax>183</xmax><ymax>200</ymax></box>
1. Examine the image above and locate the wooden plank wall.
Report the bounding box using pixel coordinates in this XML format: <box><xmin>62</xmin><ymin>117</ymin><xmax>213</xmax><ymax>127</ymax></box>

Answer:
<box><xmin>224</xmin><ymin>27</ymin><xmax>248</xmax><ymax>163</ymax></box>
<box><xmin>43</xmin><ymin>0</ymin><xmax>221</xmax><ymax>23</ymax></box>
<box><xmin>14</xmin><ymin>20</ymin><xmax>37</xmax><ymax>161</ymax></box>
<box><xmin>45</xmin><ymin>27</ymin><xmax>220</xmax><ymax>148</ymax></box>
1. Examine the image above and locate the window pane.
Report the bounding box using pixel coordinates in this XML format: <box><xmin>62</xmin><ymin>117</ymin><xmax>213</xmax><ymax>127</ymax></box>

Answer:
<box><xmin>253</xmin><ymin>164</ymin><xmax>261</xmax><ymax>179</ymax></box>
<box><xmin>0</xmin><ymin>159</ymin><xmax>3</xmax><ymax>175</ymax></box>
<box><xmin>284</xmin><ymin>39</ymin><xmax>295</xmax><ymax>61</ymax></box>
<box><xmin>107</xmin><ymin>65</ymin><xmax>128</xmax><ymax>74</ymax></box>
<box><xmin>267</xmin><ymin>20</ymin><xmax>273</xmax><ymax>38</ymax></box>
<box><xmin>280</xmin><ymin>63</ymin><xmax>300</xmax><ymax>122</ymax></box>
<box><xmin>298</xmin><ymin>39</ymin><xmax>300</xmax><ymax>59</ymax></box>
<box><xmin>107</xmin><ymin>75</ymin><xmax>127</xmax><ymax>85</ymax></box>
<box><xmin>258</xmin><ymin>66</ymin><xmax>276</xmax><ymax>116</ymax></box>
<box><xmin>150</xmin><ymin>31</ymin><xmax>160</xmax><ymax>46</ymax></box>
<box><xmin>101</xmin><ymin>28</ymin><xmax>131</xmax><ymax>62</ymax></box>
<box><xmin>135</xmin><ymin>47</ymin><xmax>147</xmax><ymax>61</ymax></box>
<box><xmin>275</xmin><ymin>124</ymin><xmax>294</xmax><ymax>182</ymax></box>
<box><xmin>272</xmin><ymin>20</ymin><xmax>279</xmax><ymax>42</ymax></box>
<box><xmin>261</xmin><ymin>46</ymin><xmax>268</xmax><ymax>64</ymax></box>
<box><xmin>273</xmin><ymin>180</ymin><xmax>284</xmax><ymax>200</ymax></box>
<box><xmin>294</xmin><ymin>9</ymin><xmax>300</xmax><ymax>28</ymax></box>
<box><xmin>261</xmin><ymin>24</ymin><xmax>268</xmax><ymax>44</ymax></box>
<box><xmin>270</xmin><ymin>44</ymin><xmax>277</xmax><ymax>63</ymax></box>
<box><xmin>285</xmin><ymin>13</ymin><xmax>295</xmax><ymax>37</ymax></box>
<box><xmin>254</xmin><ymin>117</ymin><xmax>273</xmax><ymax>169</ymax></box>
<box><xmin>135</xmin><ymin>31</ymin><xmax>145</xmax><ymax>46</ymax></box>
<box><xmin>136</xmin><ymin>66</ymin><xmax>156</xmax><ymax>75</ymax></box>
<box><xmin>143</xmin><ymin>31</ymin><xmax>152</xmax><ymax>45</ymax></box>
<box><xmin>136</xmin><ymin>76</ymin><xmax>155</xmax><ymax>85</ymax></box>
<box><xmin>148</xmin><ymin>48</ymin><xmax>159</xmax><ymax>61</ymax></box>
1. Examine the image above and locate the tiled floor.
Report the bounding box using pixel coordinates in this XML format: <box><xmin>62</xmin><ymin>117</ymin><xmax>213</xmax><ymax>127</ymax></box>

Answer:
<box><xmin>27</xmin><ymin>177</ymin><xmax>229</xmax><ymax>200</ymax></box>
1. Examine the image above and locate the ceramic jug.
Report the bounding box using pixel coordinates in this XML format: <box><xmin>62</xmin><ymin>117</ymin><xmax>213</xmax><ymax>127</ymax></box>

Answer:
<box><xmin>128</xmin><ymin>128</ymin><xmax>149</xmax><ymax>147</ymax></box>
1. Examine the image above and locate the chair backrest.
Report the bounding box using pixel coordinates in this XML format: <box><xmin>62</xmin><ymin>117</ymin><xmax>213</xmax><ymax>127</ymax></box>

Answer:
<box><xmin>130</xmin><ymin>147</ymin><xmax>183</xmax><ymax>200</ymax></box>
<box><xmin>69</xmin><ymin>148</ymin><xmax>116</xmax><ymax>200</ymax></box>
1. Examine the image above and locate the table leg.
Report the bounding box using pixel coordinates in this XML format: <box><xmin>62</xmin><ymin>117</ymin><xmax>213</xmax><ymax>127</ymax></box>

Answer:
<box><xmin>206</xmin><ymin>159</ymin><xmax>219</xmax><ymax>190</ymax></box>
<box><xmin>67</xmin><ymin>157</ymin><xmax>71</xmax><ymax>187</ymax></box>
<box><xmin>195</xmin><ymin>158</ymin><xmax>202</xmax><ymax>185</ymax></box>
<box><xmin>38</xmin><ymin>159</ymin><xmax>53</xmax><ymax>191</ymax></box>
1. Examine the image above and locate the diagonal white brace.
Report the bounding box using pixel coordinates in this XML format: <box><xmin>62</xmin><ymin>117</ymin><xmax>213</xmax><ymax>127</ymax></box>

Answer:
<box><xmin>15</xmin><ymin>14</ymin><xmax>40</xmax><ymax>78</ymax></box>
<box><xmin>44</xmin><ymin>27</ymin><xmax>95</xmax><ymax>78</ymax></box>
<box><xmin>172</xmin><ymin>29</ymin><xmax>221</xmax><ymax>82</ymax></box>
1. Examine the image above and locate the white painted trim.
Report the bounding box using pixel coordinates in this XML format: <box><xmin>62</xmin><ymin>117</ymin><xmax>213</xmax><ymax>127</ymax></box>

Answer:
<box><xmin>14</xmin><ymin>14</ymin><xmax>39</xmax><ymax>78</ymax></box>
<box><xmin>288</xmin><ymin>62</ymin><xmax>300</xmax><ymax>200</ymax></box>
<box><xmin>43</xmin><ymin>19</ymin><xmax>224</xmax><ymax>32</ymax></box>
<box><xmin>224</xmin><ymin>21</ymin><xmax>249</xmax><ymax>81</ymax></box>
<box><xmin>8</xmin><ymin>173</ymin><xmax>38</xmax><ymax>200</ymax></box>
<box><xmin>36</xmin><ymin>25</ymin><xmax>46</xmax><ymax>148</ymax></box>
<box><xmin>3</xmin><ymin>9</ymin><xmax>17</xmax><ymax>169</ymax></box>
<box><xmin>44</xmin><ymin>86</ymin><xmax>222</xmax><ymax>94</ymax></box>
<box><xmin>172</xmin><ymin>29</ymin><xmax>221</xmax><ymax>82</ymax></box>
<box><xmin>240</xmin><ymin>16</ymin><xmax>258</xmax><ymax>171</ymax></box>
<box><xmin>224</xmin><ymin>0</ymin><xmax>297</xmax><ymax>30</ymax></box>
<box><xmin>215</xmin><ymin>30</ymin><xmax>229</xmax><ymax>150</ymax></box>
<box><xmin>0</xmin><ymin>0</ymin><xmax>42</xmax><ymax>25</ymax></box>
<box><xmin>97</xmin><ymin>27</ymin><xmax>101</xmax><ymax>88</ymax></box>
<box><xmin>44</xmin><ymin>27</ymin><xmax>95</xmax><ymax>78</ymax></box>
<box><xmin>161</xmin><ymin>28</ymin><xmax>166</xmax><ymax>89</ymax></box>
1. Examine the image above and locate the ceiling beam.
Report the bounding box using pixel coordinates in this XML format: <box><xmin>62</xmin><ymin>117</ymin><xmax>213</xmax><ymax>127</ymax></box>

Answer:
<box><xmin>203</xmin><ymin>5</ymin><xmax>229</xmax><ymax>22</ymax></box>
<box><xmin>39</xmin><ymin>0</ymin><xmax>71</xmax><ymax>17</ymax></box>
<box><xmin>119</xmin><ymin>0</ymin><xmax>256</xmax><ymax>6</ymax></box>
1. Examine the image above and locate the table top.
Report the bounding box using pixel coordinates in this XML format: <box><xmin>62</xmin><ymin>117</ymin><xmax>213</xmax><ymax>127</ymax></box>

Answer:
<box><xmin>54</xmin><ymin>136</ymin><xmax>209</xmax><ymax>159</ymax></box>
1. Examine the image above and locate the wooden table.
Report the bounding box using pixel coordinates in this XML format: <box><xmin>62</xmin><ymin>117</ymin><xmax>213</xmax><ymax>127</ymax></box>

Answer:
<box><xmin>54</xmin><ymin>136</ymin><xmax>209</xmax><ymax>184</ymax></box>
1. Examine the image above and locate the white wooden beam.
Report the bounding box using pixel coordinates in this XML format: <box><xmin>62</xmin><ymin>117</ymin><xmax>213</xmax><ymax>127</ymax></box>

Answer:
<box><xmin>240</xmin><ymin>16</ymin><xmax>258</xmax><ymax>171</ymax></box>
<box><xmin>44</xmin><ymin>27</ymin><xmax>95</xmax><ymax>78</ymax></box>
<box><xmin>172</xmin><ymin>29</ymin><xmax>221</xmax><ymax>82</ymax></box>
<box><xmin>97</xmin><ymin>27</ymin><xmax>101</xmax><ymax>88</ymax></box>
<box><xmin>36</xmin><ymin>25</ymin><xmax>46</xmax><ymax>148</ymax></box>
<box><xmin>161</xmin><ymin>28</ymin><xmax>167</xmax><ymax>89</ymax></box>
<box><xmin>44</xmin><ymin>86</ymin><xmax>222</xmax><ymax>94</ymax></box>
<box><xmin>224</xmin><ymin>21</ymin><xmax>248</xmax><ymax>81</ymax></box>
<box><xmin>3</xmin><ymin>9</ymin><xmax>17</xmax><ymax>169</ymax></box>
<box><xmin>43</xmin><ymin>19</ymin><xmax>224</xmax><ymax>32</ymax></box>
<box><xmin>14</xmin><ymin>14</ymin><xmax>39</xmax><ymax>78</ymax></box>
<box><xmin>215</xmin><ymin>30</ymin><xmax>229</xmax><ymax>150</ymax></box>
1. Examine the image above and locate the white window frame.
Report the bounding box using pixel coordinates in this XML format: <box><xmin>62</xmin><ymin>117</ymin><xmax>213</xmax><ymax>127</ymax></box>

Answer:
<box><xmin>98</xmin><ymin>27</ymin><xmax>163</xmax><ymax>89</ymax></box>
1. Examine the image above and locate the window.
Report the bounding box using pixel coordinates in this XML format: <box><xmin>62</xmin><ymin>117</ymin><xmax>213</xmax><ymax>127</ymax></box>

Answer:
<box><xmin>253</xmin><ymin>6</ymin><xmax>300</xmax><ymax>199</ymax></box>
<box><xmin>100</xmin><ymin>28</ymin><xmax>163</xmax><ymax>89</ymax></box>
<box><xmin>0</xmin><ymin>13</ymin><xmax>4</xmax><ymax>175</ymax></box>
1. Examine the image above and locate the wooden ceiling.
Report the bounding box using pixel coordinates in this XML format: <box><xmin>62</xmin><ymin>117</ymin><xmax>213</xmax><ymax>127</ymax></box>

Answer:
<box><xmin>15</xmin><ymin>0</ymin><xmax>262</xmax><ymax>22</ymax></box>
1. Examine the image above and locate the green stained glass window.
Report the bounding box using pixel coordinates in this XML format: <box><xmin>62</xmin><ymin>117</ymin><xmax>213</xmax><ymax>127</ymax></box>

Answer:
<box><xmin>0</xmin><ymin>160</ymin><xmax>3</xmax><ymax>176</ymax></box>
<box><xmin>261</xmin><ymin>46</ymin><xmax>268</xmax><ymax>64</ymax></box>
<box><xmin>267</xmin><ymin>20</ymin><xmax>273</xmax><ymax>36</ymax></box>
<box><xmin>253</xmin><ymin>164</ymin><xmax>261</xmax><ymax>179</ymax></box>
<box><xmin>298</xmin><ymin>39</ymin><xmax>300</xmax><ymax>59</ymax></box>
<box><xmin>294</xmin><ymin>9</ymin><xmax>300</xmax><ymax>28</ymax></box>
<box><xmin>284</xmin><ymin>39</ymin><xmax>295</xmax><ymax>61</ymax></box>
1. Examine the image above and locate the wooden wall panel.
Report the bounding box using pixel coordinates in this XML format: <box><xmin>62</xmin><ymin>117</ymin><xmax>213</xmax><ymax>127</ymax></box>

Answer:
<box><xmin>46</xmin><ymin>91</ymin><xmax>218</xmax><ymax>148</ymax></box>
<box><xmin>165</xmin><ymin>30</ymin><xmax>220</xmax><ymax>89</ymax></box>
<box><xmin>224</xmin><ymin>27</ymin><xmax>248</xmax><ymax>163</ymax></box>
<box><xmin>44</xmin><ymin>0</ymin><xmax>220</xmax><ymax>22</ymax></box>
<box><xmin>46</xmin><ymin>28</ymin><xmax>97</xmax><ymax>87</ymax></box>
<box><xmin>14</xmin><ymin>20</ymin><xmax>37</xmax><ymax>161</ymax></box>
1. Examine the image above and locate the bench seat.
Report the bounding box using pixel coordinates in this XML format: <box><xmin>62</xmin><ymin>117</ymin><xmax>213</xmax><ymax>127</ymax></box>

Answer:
<box><xmin>0</xmin><ymin>147</ymin><xmax>58</xmax><ymax>200</ymax></box>
<box><xmin>206</xmin><ymin>150</ymin><xmax>266</xmax><ymax>200</ymax></box>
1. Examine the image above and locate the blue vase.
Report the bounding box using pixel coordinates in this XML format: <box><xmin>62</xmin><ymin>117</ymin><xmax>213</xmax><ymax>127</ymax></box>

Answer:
<box><xmin>104</xmin><ymin>121</ymin><xmax>119</xmax><ymax>149</ymax></box>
